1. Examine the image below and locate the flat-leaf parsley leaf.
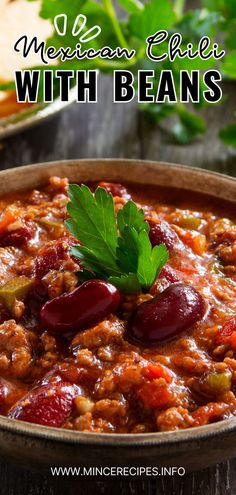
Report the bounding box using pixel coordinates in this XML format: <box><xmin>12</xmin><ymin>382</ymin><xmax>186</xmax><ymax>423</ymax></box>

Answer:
<box><xmin>65</xmin><ymin>184</ymin><xmax>169</xmax><ymax>293</ymax></box>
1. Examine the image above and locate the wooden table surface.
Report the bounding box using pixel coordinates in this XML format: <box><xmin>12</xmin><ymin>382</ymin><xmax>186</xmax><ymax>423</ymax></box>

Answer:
<box><xmin>0</xmin><ymin>75</ymin><xmax>236</xmax><ymax>494</ymax></box>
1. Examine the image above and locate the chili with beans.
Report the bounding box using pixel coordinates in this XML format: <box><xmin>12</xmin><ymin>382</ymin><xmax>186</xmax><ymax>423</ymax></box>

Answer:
<box><xmin>0</xmin><ymin>177</ymin><xmax>235</xmax><ymax>433</ymax></box>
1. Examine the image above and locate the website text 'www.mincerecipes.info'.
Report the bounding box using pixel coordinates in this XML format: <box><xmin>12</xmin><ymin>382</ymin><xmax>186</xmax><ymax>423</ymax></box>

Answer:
<box><xmin>50</xmin><ymin>466</ymin><xmax>186</xmax><ymax>477</ymax></box>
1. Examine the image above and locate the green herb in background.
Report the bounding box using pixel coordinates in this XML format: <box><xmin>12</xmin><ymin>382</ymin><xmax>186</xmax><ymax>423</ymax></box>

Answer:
<box><xmin>1</xmin><ymin>0</ymin><xmax>236</xmax><ymax>148</ymax></box>
<box><xmin>65</xmin><ymin>184</ymin><xmax>169</xmax><ymax>293</ymax></box>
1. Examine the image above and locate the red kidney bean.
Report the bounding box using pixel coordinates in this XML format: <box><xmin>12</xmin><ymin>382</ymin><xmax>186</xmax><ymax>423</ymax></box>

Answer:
<box><xmin>40</xmin><ymin>279</ymin><xmax>121</xmax><ymax>334</ymax></box>
<box><xmin>34</xmin><ymin>248</ymin><xmax>59</xmax><ymax>280</ymax></box>
<box><xmin>0</xmin><ymin>226</ymin><xmax>33</xmax><ymax>247</ymax></box>
<box><xmin>149</xmin><ymin>220</ymin><xmax>183</xmax><ymax>252</ymax></box>
<box><xmin>126</xmin><ymin>283</ymin><xmax>206</xmax><ymax>344</ymax></box>
<box><xmin>150</xmin><ymin>265</ymin><xmax>180</xmax><ymax>296</ymax></box>
<box><xmin>159</xmin><ymin>264</ymin><xmax>180</xmax><ymax>283</ymax></box>
<box><xmin>97</xmin><ymin>182</ymin><xmax>131</xmax><ymax>200</ymax></box>
<box><xmin>8</xmin><ymin>380</ymin><xmax>80</xmax><ymax>427</ymax></box>
<box><xmin>34</xmin><ymin>239</ymin><xmax>74</xmax><ymax>280</ymax></box>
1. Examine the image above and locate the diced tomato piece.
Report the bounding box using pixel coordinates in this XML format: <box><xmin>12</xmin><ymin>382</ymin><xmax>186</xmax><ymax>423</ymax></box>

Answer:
<box><xmin>176</xmin><ymin>266</ymin><xmax>198</xmax><ymax>276</ymax></box>
<box><xmin>181</xmin><ymin>231</ymin><xmax>206</xmax><ymax>255</ymax></box>
<box><xmin>192</xmin><ymin>402</ymin><xmax>228</xmax><ymax>426</ymax></box>
<box><xmin>191</xmin><ymin>235</ymin><xmax>206</xmax><ymax>256</ymax></box>
<box><xmin>144</xmin><ymin>364</ymin><xmax>172</xmax><ymax>384</ymax></box>
<box><xmin>0</xmin><ymin>208</ymin><xmax>17</xmax><ymax>235</ymax></box>
<box><xmin>8</xmin><ymin>380</ymin><xmax>80</xmax><ymax>427</ymax></box>
<box><xmin>139</xmin><ymin>380</ymin><xmax>173</xmax><ymax>409</ymax></box>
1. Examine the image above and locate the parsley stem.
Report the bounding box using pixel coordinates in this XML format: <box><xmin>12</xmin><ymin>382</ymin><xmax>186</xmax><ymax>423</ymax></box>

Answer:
<box><xmin>103</xmin><ymin>0</ymin><xmax>129</xmax><ymax>49</ymax></box>
<box><xmin>174</xmin><ymin>0</ymin><xmax>186</xmax><ymax>19</ymax></box>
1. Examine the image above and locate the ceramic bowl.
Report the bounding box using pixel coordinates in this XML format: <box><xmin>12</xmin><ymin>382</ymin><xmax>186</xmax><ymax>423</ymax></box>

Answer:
<box><xmin>0</xmin><ymin>88</ymin><xmax>77</xmax><ymax>139</ymax></box>
<box><xmin>0</xmin><ymin>159</ymin><xmax>235</xmax><ymax>472</ymax></box>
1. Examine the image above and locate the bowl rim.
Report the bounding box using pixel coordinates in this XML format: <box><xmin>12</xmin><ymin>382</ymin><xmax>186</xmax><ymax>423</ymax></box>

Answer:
<box><xmin>0</xmin><ymin>157</ymin><xmax>236</xmax><ymax>447</ymax></box>
<box><xmin>1</xmin><ymin>156</ymin><xmax>236</xmax><ymax>182</ymax></box>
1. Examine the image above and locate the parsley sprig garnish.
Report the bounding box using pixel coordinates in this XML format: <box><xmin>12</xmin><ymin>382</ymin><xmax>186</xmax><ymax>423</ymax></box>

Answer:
<box><xmin>65</xmin><ymin>184</ymin><xmax>168</xmax><ymax>293</ymax></box>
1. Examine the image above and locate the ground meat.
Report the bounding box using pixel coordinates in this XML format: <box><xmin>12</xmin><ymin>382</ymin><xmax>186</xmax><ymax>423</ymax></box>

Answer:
<box><xmin>71</xmin><ymin>412</ymin><xmax>94</xmax><ymax>431</ymax></box>
<box><xmin>0</xmin><ymin>320</ymin><xmax>33</xmax><ymax>378</ymax></box>
<box><xmin>95</xmin><ymin>358</ymin><xmax>145</xmax><ymax>397</ymax></box>
<box><xmin>209</xmin><ymin>218</ymin><xmax>236</xmax><ymax>243</ymax></box>
<box><xmin>209</xmin><ymin>219</ymin><xmax>236</xmax><ymax>267</ymax></box>
<box><xmin>156</xmin><ymin>406</ymin><xmax>195</xmax><ymax>431</ymax></box>
<box><xmin>66</xmin><ymin>394</ymin><xmax>128</xmax><ymax>433</ymax></box>
<box><xmin>49</xmin><ymin>176</ymin><xmax>69</xmax><ymax>193</ymax></box>
<box><xmin>219</xmin><ymin>246</ymin><xmax>236</xmax><ymax>267</ymax></box>
<box><xmin>76</xmin><ymin>349</ymin><xmax>101</xmax><ymax>369</ymax></box>
<box><xmin>30</xmin><ymin>331</ymin><xmax>61</xmax><ymax>380</ymax></box>
<box><xmin>70</xmin><ymin>412</ymin><xmax>115</xmax><ymax>433</ymax></box>
<box><xmin>42</xmin><ymin>270</ymin><xmax>78</xmax><ymax>299</ymax></box>
<box><xmin>71</xmin><ymin>316</ymin><xmax>124</xmax><ymax>352</ymax></box>
<box><xmin>0</xmin><ymin>247</ymin><xmax>20</xmax><ymax>284</ymax></box>
<box><xmin>93</xmin><ymin>398</ymin><xmax>128</xmax><ymax>422</ymax></box>
<box><xmin>173</xmin><ymin>353</ymin><xmax>211</xmax><ymax>375</ymax></box>
<box><xmin>192</xmin><ymin>401</ymin><xmax>234</xmax><ymax>425</ymax></box>
<box><xmin>28</xmin><ymin>190</ymin><xmax>50</xmax><ymax>205</ymax></box>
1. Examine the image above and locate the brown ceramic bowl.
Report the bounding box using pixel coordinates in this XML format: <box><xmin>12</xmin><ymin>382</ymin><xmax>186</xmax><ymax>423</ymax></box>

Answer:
<box><xmin>0</xmin><ymin>159</ymin><xmax>236</xmax><ymax>472</ymax></box>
